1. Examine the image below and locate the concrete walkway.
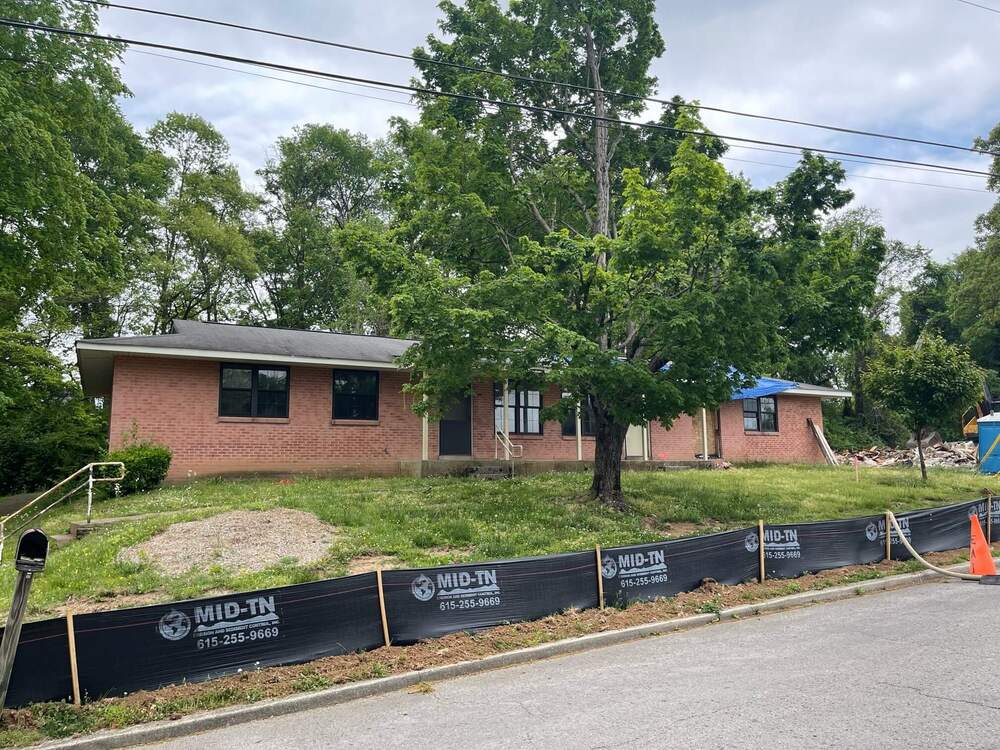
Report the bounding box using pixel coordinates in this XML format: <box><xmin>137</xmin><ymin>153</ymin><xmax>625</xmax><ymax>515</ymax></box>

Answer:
<box><xmin>150</xmin><ymin>580</ymin><xmax>1000</xmax><ymax>749</ymax></box>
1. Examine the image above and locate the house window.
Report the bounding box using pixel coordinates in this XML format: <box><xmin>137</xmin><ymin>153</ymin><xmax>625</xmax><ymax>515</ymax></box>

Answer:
<box><xmin>743</xmin><ymin>396</ymin><xmax>778</xmax><ymax>432</ymax></box>
<box><xmin>333</xmin><ymin>370</ymin><xmax>379</xmax><ymax>421</ymax></box>
<box><xmin>561</xmin><ymin>393</ymin><xmax>597</xmax><ymax>437</ymax></box>
<box><xmin>219</xmin><ymin>365</ymin><xmax>289</xmax><ymax>418</ymax></box>
<box><xmin>494</xmin><ymin>383</ymin><xmax>542</xmax><ymax>434</ymax></box>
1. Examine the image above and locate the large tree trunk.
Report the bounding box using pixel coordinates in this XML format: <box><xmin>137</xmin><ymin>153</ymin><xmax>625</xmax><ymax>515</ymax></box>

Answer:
<box><xmin>591</xmin><ymin>404</ymin><xmax>628</xmax><ymax>509</ymax></box>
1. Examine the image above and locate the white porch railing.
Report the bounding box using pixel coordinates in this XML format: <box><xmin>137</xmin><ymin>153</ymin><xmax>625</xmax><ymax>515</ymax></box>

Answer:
<box><xmin>0</xmin><ymin>462</ymin><xmax>125</xmax><ymax>560</ymax></box>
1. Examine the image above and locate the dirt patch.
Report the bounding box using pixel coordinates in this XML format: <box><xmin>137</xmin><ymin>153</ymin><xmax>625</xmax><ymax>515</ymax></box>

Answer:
<box><xmin>346</xmin><ymin>554</ymin><xmax>401</xmax><ymax>575</ymax></box>
<box><xmin>118</xmin><ymin>509</ymin><xmax>336</xmax><ymax>576</ymax></box>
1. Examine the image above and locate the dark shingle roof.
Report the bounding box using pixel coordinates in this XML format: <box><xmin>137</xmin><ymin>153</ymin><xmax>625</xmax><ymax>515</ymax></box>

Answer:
<box><xmin>76</xmin><ymin>320</ymin><xmax>416</xmax><ymax>396</ymax></box>
<box><xmin>83</xmin><ymin>319</ymin><xmax>415</xmax><ymax>363</ymax></box>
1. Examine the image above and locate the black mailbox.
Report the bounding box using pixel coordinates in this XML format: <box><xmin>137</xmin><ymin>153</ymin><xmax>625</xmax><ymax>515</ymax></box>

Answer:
<box><xmin>14</xmin><ymin>529</ymin><xmax>48</xmax><ymax>573</ymax></box>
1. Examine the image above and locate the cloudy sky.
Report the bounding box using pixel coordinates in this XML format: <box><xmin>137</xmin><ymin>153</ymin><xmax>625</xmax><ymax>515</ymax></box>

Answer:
<box><xmin>99</xmin><ymin>0</ymin><xmax>1000</xmax><ymax>261</ymax></box>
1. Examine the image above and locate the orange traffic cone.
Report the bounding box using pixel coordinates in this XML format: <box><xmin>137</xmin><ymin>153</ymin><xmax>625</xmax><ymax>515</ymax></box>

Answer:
<box><xmin>970</xmin><ymin>515</ymin><xmax>997</xmax><ymax>576</ymax></box>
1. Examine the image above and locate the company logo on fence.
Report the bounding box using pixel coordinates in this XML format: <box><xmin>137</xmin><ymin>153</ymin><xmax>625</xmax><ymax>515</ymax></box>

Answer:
<box><xmin>762</xmin><ymin>528</ymin><xmax>801</xmax><ymax>560</ymax></box>
<box><xmin>411</xmin><ymin>569</ymin><xmax>501</xmax><ymax>603</ymax></box>
<box><xmin>157</xmin><ymin>595</ymin><xmax>281</xmax><ymax>649</ymax></box>
<box><xmin>411</xmin><ymin>574</ymin><xmax>436</xmax><ymax>601</ymax></box>
<box><xmin>158</xmin><ymin>610</ymin><xmax>191</xmax><ymax>641</ymax></box>
<box><xmin>602</xmin><ymin>549</ymin><xmax>669</xmax><ymax>588</ymax></box>
<box><xmin>744</xmin><ymin>532</ymin><xmax>759</xmax><ymax>552</ymax></box>
<box><xmin>992</xmin><ymin>499</ymin><xmax>1000</xmax><ymax>521</ymax></box>
<box><xmin>873</xmin><ymin>517</ymin><xmax>911</xmax><ymax>543</ymax></box>
<box><xmin>865</xmin><ymin>522</ymin><xmax>879</xmax><ymax>542</ymax></box>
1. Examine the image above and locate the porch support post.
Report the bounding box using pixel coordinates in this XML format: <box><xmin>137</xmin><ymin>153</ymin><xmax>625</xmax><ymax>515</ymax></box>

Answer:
<box><xmin>421</xmin><ymin>395</ymin><xmax>429</xmax><ymax>461</ymax></box>
<box><xmin>701</xmin><ymin>408</ymin><xmax>709</xmax><ymax>460</ymax></box>
<box><xmin>501</xmin><ymin>380</ymin><xmax>511</xmax><ymax>460</ymax></box>
<box><xmin>642</xmin><ymin>423</ymin><xmax>649</xmax><ymax>461</ymax></box>
<box><xmin>576</xmin><ymin>405</ymin><xmax>583</xmax><ymax>461</ymax></box>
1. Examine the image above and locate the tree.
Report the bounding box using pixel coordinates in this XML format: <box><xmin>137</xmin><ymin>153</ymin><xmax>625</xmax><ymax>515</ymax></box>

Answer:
<box><xmin>0</xmin><ymin>331</ymin><xmax>106</xmax><ymax>493</ymax></box>
<box><xmin>250</xmin><ymin>125</ymin><xmax>391</xmax><ymax>330</ymax></box>
<box><xmin>0</xmin><ymin>0</ymin><xmax>157</xmax><ymax>345</ymax></box>
<box><xmin>394</xmin><ymin>142</ymin><xmax>776</xmax><ymax>507</ymax></box>
<box><xmin>142</xmin><ymin>113</ymin><xmax>258</xmax><ymax>333</ymax></box>
<box><xmin>863</xmin><ymin>336</ymin><xmax>981</xmax><ymax>480</ymax></box>
<box><xmin>898</xmin><ymin>260</ymin><xmax>960</xmax><ymax>346</ymax></box>
<box><xmin>757</xmin><ymin>155</ymin><xmax>886</xmax><ymax>385</ymax></box>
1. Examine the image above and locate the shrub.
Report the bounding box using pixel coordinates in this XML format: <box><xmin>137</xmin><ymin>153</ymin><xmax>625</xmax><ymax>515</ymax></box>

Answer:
<box><xmin>105</xmin><ymin>442</ymin><xmax>172</xmax><ymax>495</ymax></box>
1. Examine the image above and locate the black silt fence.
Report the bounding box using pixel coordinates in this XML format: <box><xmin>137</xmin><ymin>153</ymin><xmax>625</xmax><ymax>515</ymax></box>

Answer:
<box><xmin>888</xmin><ymin>499</ymin><xmax>989</xmax><ymax>561</ymax></box>
<box><xmin>0</xmin><ymin>618</ymin><xmax>73</xmax><ymax>707</ymax></box>
<box><xmin>381</xmin><ymin>551</ymin><xmax>597</xmax><ymax>644</ymax></box>
<box><xmin>73</xmin><ymin>573</ymin><xmax>383</xmax><ymax>699</ymax></box>
<box><xmin>2</xmin><ymin>497</ymin><xmax>992</xmax><ymax>708</ymax></box>
<box><xmin>600</xmin><ymin>528</ymin><xmax>758</xmax><ymax>607</ymax></box>
<box><xmin>762</xmin><ymin>517</ymin><xmax>885</xmax><ymax>580</ymax></box>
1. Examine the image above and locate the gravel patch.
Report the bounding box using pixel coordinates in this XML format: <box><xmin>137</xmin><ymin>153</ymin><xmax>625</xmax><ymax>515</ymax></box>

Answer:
<box><xmin>119</xmin><ymin>509</ymin><xmax>337</xmax><ymax>576</ymax></box>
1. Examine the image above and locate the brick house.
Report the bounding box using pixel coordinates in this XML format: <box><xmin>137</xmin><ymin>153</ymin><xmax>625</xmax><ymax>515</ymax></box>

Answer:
<box><xmin>76</xmin><ymin>320</ymin><xmax>850</xmax><ymax>480</ymax></box>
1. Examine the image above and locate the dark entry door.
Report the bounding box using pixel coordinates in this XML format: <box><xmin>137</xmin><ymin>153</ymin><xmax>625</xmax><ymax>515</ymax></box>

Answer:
<box><xmin>439</xmin><ymin>396</ymin><xmax>472</xmax><ymax>456</ymax></box>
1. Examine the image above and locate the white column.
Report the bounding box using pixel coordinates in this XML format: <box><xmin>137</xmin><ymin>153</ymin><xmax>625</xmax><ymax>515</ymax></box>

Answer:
<box><xmin>701</xmin><ymin>408</ymin><xmax>709</xmax><ymax>460</ymax></box>
<box><xmin>642</xmin><ymin>423</ymin><xmax>649</xmax><ymax>461</ymax></box>
<box><xmin>421</xmin><ymin>397</ymin><xmax>429</xmax><ymax>461</ymax></box>
<box><xmin>501</xmin><ymin>380</ymin><xmax>511</xmax><ymax>460</ymax></box>
<box><xmin>575</xmin><ymin>405</ymin><xmax>583</xmax><ymax>461</ymax></box>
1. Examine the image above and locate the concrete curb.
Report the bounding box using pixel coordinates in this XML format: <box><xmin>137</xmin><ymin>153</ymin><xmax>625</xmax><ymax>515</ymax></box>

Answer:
<box><xmin>36</xmin><ymin>562</ymin><xmax>973</xmax><ymax>750</ymax></box>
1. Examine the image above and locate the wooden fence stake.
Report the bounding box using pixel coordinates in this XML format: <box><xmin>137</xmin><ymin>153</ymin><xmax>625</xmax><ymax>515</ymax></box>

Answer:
<box><xmin>884</xmin><ymin>511</ymin><xmax>892</xmax><ymax>561</ymax></box>
<box><xmin>375</xmin><ymin>567</ymin><xmax>391</xmax><ymax>648</ymax></box>
<box><xmin>65</xmin><ymin>610</ymin><xmax>81</xmax><ymax>706</ymax></box>
<box><xmin>595</xmin><ymin>545</ymin><xmax>605</xmax><ymax>610</ymax></box>
<box><xmin>757</xmin><ymin>520</ymin><xmax>765</xmax><ymax>582</ymax></box>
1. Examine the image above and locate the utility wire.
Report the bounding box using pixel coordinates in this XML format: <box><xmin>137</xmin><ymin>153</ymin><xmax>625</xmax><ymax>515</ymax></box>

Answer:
<box><xmin>728</xmin><ymin>144</ymin><xmax>984</xmax><ymax>178</ymax></box>
<box><xmin>85</xmin><ymin>50</ymin><xmax>986</xmax><ymax>195</ymax></box>
<box><xmin>74</xmin><ymin>0</ymin><xmax>998</xmax><ymax>158</ymax></box>
<box><xmin>2</xmin><ymin>17</ymin><xmax>993</xmax><ymax>179</ymax></box>
<box><xmin>722</xmin><ymin>156</ymin><xmax>991</xmax><ymax>193</ymax></box>
<box><xmin>126</xmin><ymin>50</ymin><xmax>988</xmax><ymax>193</ymax></box>
<box><xmin>133</xmin><ymin>50</ymin><xmax>417</xmax><ymax>108</ymax></box>
<box><xmin>952</xmin><ymin>0</ymin><xmax>1000</xmax><ymax>14</ymax></box>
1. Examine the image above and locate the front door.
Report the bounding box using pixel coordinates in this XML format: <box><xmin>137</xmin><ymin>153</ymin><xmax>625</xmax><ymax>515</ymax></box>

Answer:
<box><xmin>624</xmin><ymin>424</ymin><xmax>646</xmax><ymax>459</ymax></box>
<box><xmin>439</xmin><ymin>395</ymin><xmax>472</xmax><ymax>456</ymax></box>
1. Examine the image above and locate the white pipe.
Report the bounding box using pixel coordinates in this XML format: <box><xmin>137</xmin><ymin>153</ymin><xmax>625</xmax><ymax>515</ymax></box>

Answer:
<box><xmin>886</xmin><ymin>511</ymin><xmax>981</xmax><ymax>581</ymax></box>
<box><xmin>575</xmin><ymin>405</ymin><xmax>583</xmax><ymax>461</ymax></box>
<box><xmin>701</xmin><ymin>408</ymin><xmax>709</xmax><ymax>460</ymax></box>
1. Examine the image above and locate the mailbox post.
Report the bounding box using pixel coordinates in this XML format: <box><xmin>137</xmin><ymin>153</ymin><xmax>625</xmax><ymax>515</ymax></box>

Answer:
<box><xmin>0</xmin><ymin>529</ymin><xmax>49</xmax><ymax>708</ymax></box>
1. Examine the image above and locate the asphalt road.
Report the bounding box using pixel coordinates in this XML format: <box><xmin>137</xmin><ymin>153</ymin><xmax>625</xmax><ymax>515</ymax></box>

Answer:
<box><xmin>151</xmin><ymin>580</ymin><xmax>1000</xmax><ymax>749</ymax></box>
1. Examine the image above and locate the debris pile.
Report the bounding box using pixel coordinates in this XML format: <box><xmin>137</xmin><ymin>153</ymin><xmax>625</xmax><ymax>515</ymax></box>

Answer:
<box><xmin>838</xmin><ymin>441</ymin><xmax>978</xmax><ymax>469</ymax></box>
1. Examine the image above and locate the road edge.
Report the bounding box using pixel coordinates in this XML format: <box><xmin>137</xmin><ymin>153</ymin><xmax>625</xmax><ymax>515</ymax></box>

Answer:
<box><xmin>36</xmin><ymin>563</ymin><xmax>972</xmax><ymax>749</ymax></box>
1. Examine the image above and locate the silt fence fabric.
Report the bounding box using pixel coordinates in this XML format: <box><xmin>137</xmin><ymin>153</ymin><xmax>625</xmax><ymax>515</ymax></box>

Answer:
<box><xmin>72</xmin><ymin>573</ymin><xmax>382</xmax><ymax>699</ymax></box>
<box><xmin>0</xmin><ymin>618</ymin><xmax>72</xmax><ymax>707</ymax></box>
<box><xmin>763</xmin><ymin>517</ymin><xmax>885</xmax><ymax>579</ymax></box>
<box><xmin>600</xmin><ymin>528</ymin><xmax>758</xmax><ymax>606</ymax></box>
<box><xmin>889</xmin><ymin>499</ymin><xmax>989</xmax><ymax>561</ymax></box>
<box><xmin>381</xmin><ymin>551</ymin><xmax>597</xmax><ymax>644</ymax></box>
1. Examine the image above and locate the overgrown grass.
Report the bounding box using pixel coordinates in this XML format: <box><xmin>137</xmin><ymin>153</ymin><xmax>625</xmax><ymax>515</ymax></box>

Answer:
<box><xmin>1</xmin><ymin>465</ymin><xmax>995</xmax><ymax>620</ymax></box>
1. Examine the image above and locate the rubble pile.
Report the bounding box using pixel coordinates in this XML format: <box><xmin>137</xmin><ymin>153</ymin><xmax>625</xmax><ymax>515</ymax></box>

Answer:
<box><xmin>838</xmin><ymin>441</ymin><xmax>978</xmax><ymax>469</ymax></box>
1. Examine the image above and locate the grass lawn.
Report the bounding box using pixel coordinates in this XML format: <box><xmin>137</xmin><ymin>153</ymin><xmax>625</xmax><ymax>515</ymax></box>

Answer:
<box><xmin>1</xmin><ymin>465</ymin><xmax>995</xmax><ymax>621</ymax></box>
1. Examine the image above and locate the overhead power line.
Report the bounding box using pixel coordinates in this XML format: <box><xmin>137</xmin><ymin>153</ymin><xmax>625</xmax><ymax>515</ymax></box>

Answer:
<box><xmin>721</xmin><ymin>156</ymin><xmax>991</xmax><ymax>193</ymax></box>
<box><xmin>1</xmin><ymin>18</ymin><xmax>993</xmax><ymax>178</ymax></box>
<box><xmin>952</xmin><ymin>0</ymin><xmax>1000</xmax><ymax>14</ymax></box>
<box><xmin>74</xmin><ymin>0</ymin><xmax>998</xmax><ymax>158</ymax></box>
<box><xmin>120</xmin><ymin>51</ymin><xmax>989</xmax><ymax>195</ymax></box>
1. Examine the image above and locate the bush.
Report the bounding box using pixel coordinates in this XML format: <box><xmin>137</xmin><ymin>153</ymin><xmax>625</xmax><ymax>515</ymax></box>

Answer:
<box><xmin>105</xmin><ymin>442</ymin><xmax>172</xmax><ymax>495</ymax></box>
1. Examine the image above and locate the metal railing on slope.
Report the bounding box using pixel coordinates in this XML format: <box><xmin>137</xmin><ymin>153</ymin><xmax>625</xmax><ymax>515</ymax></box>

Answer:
<box><xmin>0</xmin><ymin>462</ymin><xmax>125</xmax><ymax>560</ymax></box>
<box><xmin>494</xmin><ymin>430</ymin><xmax>523</xmax><ymax>477</ymax></box>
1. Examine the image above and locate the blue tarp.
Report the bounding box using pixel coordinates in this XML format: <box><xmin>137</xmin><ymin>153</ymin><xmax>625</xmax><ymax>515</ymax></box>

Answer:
<box><xmin>731</xmin><ymin>376</ymin><xmax>799</xmax><ymax>401</ymax></box>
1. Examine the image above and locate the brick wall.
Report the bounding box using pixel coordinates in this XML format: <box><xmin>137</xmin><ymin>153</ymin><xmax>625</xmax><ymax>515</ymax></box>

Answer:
<box><xmin>109</xmin><ymin>356</ymin><xmax>430</xmax><ymax>479</ymax></box>
<box><xmin>717</xmin><ymin>395</ymin><xmax>825</xmax><ymax>464</ymax></box>
<box><xmin>109</xmin><ymin>357</ymin><xmax>826</xmax><ymax>478</ymax></box>
<box><xmin>469</xmin><ymin>382</ymin><xmax>594</xmax><ymax>461</ymax></box>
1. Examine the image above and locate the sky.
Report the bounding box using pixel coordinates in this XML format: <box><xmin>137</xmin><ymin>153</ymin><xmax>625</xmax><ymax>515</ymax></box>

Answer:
<box><xmin>98</xmin><ymin>0</ymin><xmax>1000</xmax><ymax>262</ymax></box>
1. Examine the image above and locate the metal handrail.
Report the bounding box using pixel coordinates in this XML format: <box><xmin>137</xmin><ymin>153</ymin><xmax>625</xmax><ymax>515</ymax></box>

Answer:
<box><xmin>494</xmin><ymin>430</ymin><xmax>523</xmax><ymax>460</ymax></box>
<box><xmin>0</xmin><ymin>462</ymin><xmax>125</xmax><ymax>559</ymax></box>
